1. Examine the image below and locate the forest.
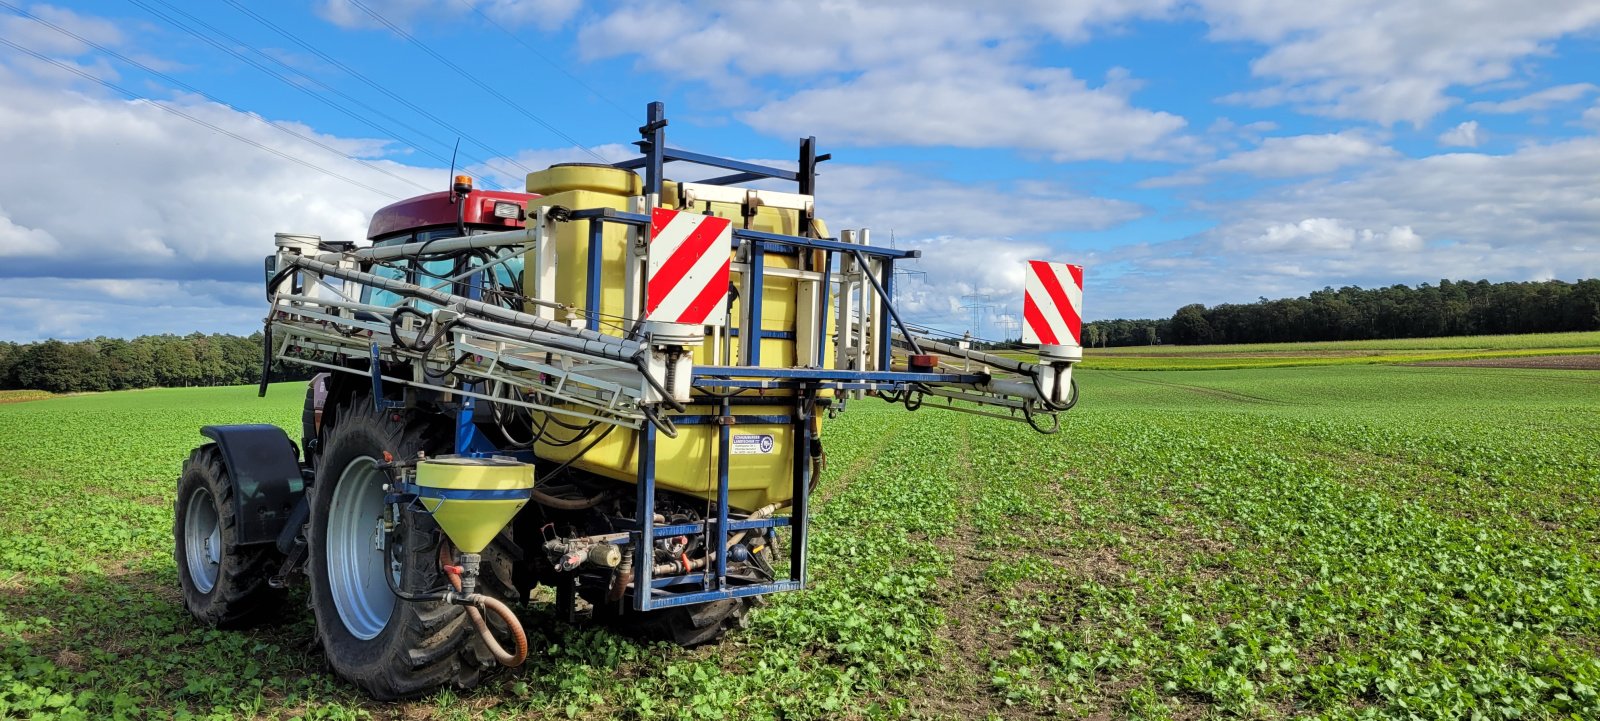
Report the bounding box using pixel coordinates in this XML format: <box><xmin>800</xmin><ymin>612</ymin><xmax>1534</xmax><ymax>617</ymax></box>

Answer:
<box><xmin>1084</xmin><ymin>278</ymin><xmax>1600</xmax><ymax>347</ymax></box>
<box><xmin>0</xmin><ymin>333</ymin><xmax>310</xmax><ymax>394</ymax></box>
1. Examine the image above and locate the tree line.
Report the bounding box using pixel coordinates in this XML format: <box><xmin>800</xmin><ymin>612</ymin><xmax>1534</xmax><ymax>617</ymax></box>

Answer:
<box><xmin>1086</xmin><ymin>278</ymin><xmax>1600</xmax><ymax>346</ymax></box>
<box><xmin>2</xmin><ymin>278</ymin><xmax>1597</xmax><ymax>392</ymax></box>
<box><xmin>0</xmin><ymin>333</ymin><xmax>312</xmax><ymax>394</ymax></box>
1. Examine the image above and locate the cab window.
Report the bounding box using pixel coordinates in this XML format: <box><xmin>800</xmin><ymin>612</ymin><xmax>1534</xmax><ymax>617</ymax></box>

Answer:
<box><xmin>360</xmin><ymin>228</ymin><xmax>523</xmax><ymax>310</ymax></box>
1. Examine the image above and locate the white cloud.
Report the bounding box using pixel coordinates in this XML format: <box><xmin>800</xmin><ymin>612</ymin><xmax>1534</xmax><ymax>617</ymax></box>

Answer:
<box><xmin>1198</xmin><ymin>0</ymin><xmax>1600</xmax><ymax>125</ymax></box>
<box><xmin>745</xmin><ymin>59</ymin><xmax>1186</xmax><ymax>162</ymax></box>
<box><xmin>1467</xmin><ymin>83</ymin><xmax>1597</xmax><ymax>114</ymax></box>
<box><xmin>816</xmin><ymin>165</ymin><xmax>1145</xmax><ymax>238</ymax></box>
<box><xmin>1583</xmin><ymin>104</ymin><xmax>1600</xmax><ymax>129</ymax></box>
<box><xmin>1205</xmin><ymin>132</ymin><xmax>1395</xmax><ymax>177</ymax></box>
<box><xmin>315</xmin><ymin>0</ymin><xmax>579</xmax><ymax>31</ymax></box>
<box><xmin>1230</xmin><ymin>219</ymin><xmax>1423</xmax><ymax>253</ymax></box>
<box><xmin>577</xmin><ymin>1</ymin><xmax>1163</xmax><ymax>82</ymax></box>
<box><xmin>572</xmin><ymin>0</ymin><xmax>1600</xmax><ymax>143</ymax></box>
<box><xmin>578</xmin><ymin>1</ymin><xmax>1189</xmax><ymax>160</ymax></box>
<box><xmin>0</xmin><ymin>205</ymin><xmax>61</xmax><ymax>257</ymax></box>
<box><xmin>1102</xmin><ymin>136</ymin><xmax>1600</xmax><ymax>317</ymax></box>
<box><xmin>1438</xmin><ymin>120</ymin><xmax>1484</xmax><ymax>148</ymax></box>
<box><xmin>1141</xmin><ymin>131</ymin><xmax>1395</xmax><ymax>186</ymax></box>
<box><xmin>0</xmin><ymin>62</ymin><xmax>438</xmax><ymax>287</ymax></box>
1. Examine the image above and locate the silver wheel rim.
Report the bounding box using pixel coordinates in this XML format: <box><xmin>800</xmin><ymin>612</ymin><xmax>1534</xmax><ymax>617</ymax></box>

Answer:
<box><xmin>327</xmin><ymin>455</ymin><xmax>396</xmax><ymax>641</ymax></box>
<box><xmin>184</xmin><ymin>487</ymin><xmax>222</xmax><ymax>593</ymax></box>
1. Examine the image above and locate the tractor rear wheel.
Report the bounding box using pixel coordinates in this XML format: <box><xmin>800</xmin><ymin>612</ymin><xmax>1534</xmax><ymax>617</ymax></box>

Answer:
<box><xmin>306</xmin><ymin>393</ymin><xmax>517</xmax><ymax>700</ymax></box>
<box><xmin>173</xmin><ymin>445</ymin><xmax>284</xmax><ymax>627</ymax></box>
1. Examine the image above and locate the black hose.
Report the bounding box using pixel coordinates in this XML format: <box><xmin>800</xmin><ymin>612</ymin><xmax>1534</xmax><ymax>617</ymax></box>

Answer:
<box><xmin>634</xmin><ymin>348</ymin><xmax>688</xmax><ymax>413</ymax></box>
<box><xmin>541</xmin><ymin>424</ymin><xmax>617</xmax><ymax>481</ymax></box>
<box><xmin>1023</xmin><ymin>401</ymin><xmax>1062</xmax><ymax>434</ymax></box>
<box><xmin>383</xmin><ymin>545</ymin><xmax>450</xmax><ymax>602</ymax></box>
<box><xmin>257</xmin><ymin>320</ymin><xmax>273</xmax><ymax>398</ymax></box>
<box><xmin>390</xmin><ymin>305</ymin><xmax>457</xmax><ymax>354</ymax></box>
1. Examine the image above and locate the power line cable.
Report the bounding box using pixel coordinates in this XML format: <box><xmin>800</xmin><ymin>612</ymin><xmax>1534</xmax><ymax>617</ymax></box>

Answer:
<box><xmin>134</xmin><ymin>0</ymin><xmax>526</xmax><ymax>183</ymax></box>
<box><xmin>346</xmin><ymin>0</ymin><xmax>610</xmax><ymax>163</ymax></box>
<box><xmin>4</xmin><ymin>0</ymin><xmax>428</xmax><ymax>194</ymax></box>
<box><xmin>221</xmin><ymin>0</ymin><xmax>536</xmax><ymax>178</ymax></box>
<box><xmin>449</xmin><ymin>0</ymin><xmax>632</xmax><ymax>120</ymax></box>
<box><xmin>0</xmin><ymin>36</ymin><xmax>403</xmax><ymax>200</ymax></box>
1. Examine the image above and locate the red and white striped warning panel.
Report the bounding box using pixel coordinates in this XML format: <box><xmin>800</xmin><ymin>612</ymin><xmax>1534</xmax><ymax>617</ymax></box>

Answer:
<box><xmin>646</xmin><ymin>208</ymin><xmax>734</xmax><ymax>326</ymax></box>
<box><xmin>1022</xmin><ymin>260</ymin><xmax>1084</xmax><ymax>346</ymax></box>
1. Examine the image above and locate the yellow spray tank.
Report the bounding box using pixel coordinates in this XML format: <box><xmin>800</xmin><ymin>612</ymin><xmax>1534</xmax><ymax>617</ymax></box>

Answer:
<box><xmin>522</xmin><ymin>164</ymin><xmax>830</xmax><ymax>511</ymax></box>
<box><xmin>414</xmin><ymin>457</ymin><xmax>534</xmax><ymax>554</ymax></box>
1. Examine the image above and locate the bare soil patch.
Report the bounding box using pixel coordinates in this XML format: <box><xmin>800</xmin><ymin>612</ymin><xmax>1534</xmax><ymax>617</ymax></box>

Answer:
<box><xmin>903</xmin><ymin>418</ymin><xmax>1028</xmax><ymax>719</ymax></box>
<box><xmin>1410</xmin><ymin>354</ymin><xmax>1600</xmax><ymax>370</ymax></box>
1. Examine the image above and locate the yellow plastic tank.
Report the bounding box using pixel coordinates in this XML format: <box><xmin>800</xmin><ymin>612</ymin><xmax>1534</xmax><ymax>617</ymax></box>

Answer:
<box><xmin>522</xmin><ymin>164</ymin><xmax>830</xmax><ymax>510</ymax></box>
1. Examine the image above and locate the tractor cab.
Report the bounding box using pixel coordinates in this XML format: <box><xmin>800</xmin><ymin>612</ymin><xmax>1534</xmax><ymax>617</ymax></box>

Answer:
<box><xmin>362</xmin><ymin>179</ymin><xmax>536</xmax><ymax>308</ymax></box>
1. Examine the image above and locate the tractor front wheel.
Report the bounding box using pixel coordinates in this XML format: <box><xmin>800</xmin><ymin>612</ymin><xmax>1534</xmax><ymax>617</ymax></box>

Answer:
<box><xmin>173</xmin><ymin>445</ymin><xmax>284</xmax><ymax>627</ymax></box>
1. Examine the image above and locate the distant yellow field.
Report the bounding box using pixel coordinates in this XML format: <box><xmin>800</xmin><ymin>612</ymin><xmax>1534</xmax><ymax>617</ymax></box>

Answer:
<box><xmin>1090</xmin><ymin>330</ymin><xmax>1600</xmax><ymax>355</ymax></box>
<box><xmin>0</xmin><ymin>390</ymin><xmax>53</xmax><ymax>404</ymax></box>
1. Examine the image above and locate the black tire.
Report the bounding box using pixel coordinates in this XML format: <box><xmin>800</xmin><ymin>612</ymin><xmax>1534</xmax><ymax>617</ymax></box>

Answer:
<box><xmin>174</xmin><ymin>445</ymin><xmax>284</xmax><ymax>628</ymax></box>
<box><xmin>306</xmin><ymin>393</ymin><xmax>517</xmax><ymax>700</ymax></box>
<box><xmin>592</xmin><ymin>596</ymin><xmax>749</xmax><ymax>647</ymax></box>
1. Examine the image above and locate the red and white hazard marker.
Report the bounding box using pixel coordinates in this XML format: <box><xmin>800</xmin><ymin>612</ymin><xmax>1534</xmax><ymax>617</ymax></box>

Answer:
<box><xmin>1022</xmin><ymin>260</ymin><xmax>1084</xmax><ymax>346</ymax></box>
<box><xmin>646</xmin><ymin>208</ymin><xmax>734</xmax><ymax>326</ymax></box>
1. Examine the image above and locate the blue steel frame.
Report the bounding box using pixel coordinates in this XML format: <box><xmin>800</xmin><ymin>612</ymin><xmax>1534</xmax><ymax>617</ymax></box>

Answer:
<box><xmin>444</xmin><ymin>101</ymin><xmax>954</xmax><ymax>612</ymax></box>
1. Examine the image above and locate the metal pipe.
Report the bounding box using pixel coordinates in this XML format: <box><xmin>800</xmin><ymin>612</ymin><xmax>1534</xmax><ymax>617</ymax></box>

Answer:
<box><xmin>981</xmin><ymin>378</ymin><xmax>1047</xmax><ymax>402</ymax></box>
<box><xmin>453</xmin><ymin>316</ymin><xmax>642</xmax><ymax>362</ymax></box>
<box><xmin>288</xmin><ymin>255</ymin><xmax>616</xmax><ymax>344</ymax></box>
<box><xmin>275</xmin><ymin>293</ymin><xmax>395</xmax><ymax>315</ymax></box>
<box><xmin>891</xmin><ymin>332</ymin><xmax>1035</xmax><ymax>375</ymax></box>
<box><xmin>331</xmin><ymin>228</ymin><xmax>531</xmax><ymax>262</ymax></box>
<box><xmin>277</xmin><ymin>287</ymin><xmax>641</xmax><ymax>362</ymax></box>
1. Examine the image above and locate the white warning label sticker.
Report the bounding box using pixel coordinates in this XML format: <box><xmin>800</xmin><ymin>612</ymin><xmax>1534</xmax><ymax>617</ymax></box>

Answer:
<box><xmin>731</xmin><ymin>433</ymin><xmax>776</xmax><ymax>455</ymax></box>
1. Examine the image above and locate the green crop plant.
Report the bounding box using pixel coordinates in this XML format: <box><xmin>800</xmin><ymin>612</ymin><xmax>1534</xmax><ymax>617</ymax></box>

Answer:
<box><xmin>3</xmin><ymin>362</ymin><xmax>1599</xmax><ymax>718</ymax></box>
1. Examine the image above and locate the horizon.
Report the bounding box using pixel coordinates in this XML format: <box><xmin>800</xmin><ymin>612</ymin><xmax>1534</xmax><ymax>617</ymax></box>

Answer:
<box><xmin>3</xmin><ymin>274</ymin><xmax>1596</xmax><ymax>345</ymax></box>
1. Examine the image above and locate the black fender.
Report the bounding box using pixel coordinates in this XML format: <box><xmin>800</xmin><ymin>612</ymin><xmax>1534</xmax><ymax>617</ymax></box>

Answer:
<box><xmin>199</xmin><ymin>424</ymin><xmax>308</xmax><ymax>548</ymax></box>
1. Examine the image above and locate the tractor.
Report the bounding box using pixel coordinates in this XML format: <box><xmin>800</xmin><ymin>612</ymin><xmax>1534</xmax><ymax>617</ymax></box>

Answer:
<box><xmin>172</xmin><ymin>102</ymin><xmax>1084</xmax><ymax>699</ymax></box>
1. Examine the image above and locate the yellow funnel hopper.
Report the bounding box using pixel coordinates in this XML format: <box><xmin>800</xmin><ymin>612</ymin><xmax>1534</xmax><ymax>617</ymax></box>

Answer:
<box><xmin>414</xmin><ymin>457</ymin><xmax>534</xmax><ymax>553</ymax></box>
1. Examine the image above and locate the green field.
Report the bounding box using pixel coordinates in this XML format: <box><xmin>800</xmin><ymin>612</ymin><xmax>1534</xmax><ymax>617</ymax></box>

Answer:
<box><xmin>3</xmin><ymin>364</ymin><xmax>1600</xmax><ymax>719</ymax></box>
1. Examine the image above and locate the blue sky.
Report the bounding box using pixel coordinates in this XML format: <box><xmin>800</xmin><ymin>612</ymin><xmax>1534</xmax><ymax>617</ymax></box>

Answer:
<box><xmin>2</xmin><ymin>0</ymin><xmax>1599</xmax><ymax>342</ymax></box>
